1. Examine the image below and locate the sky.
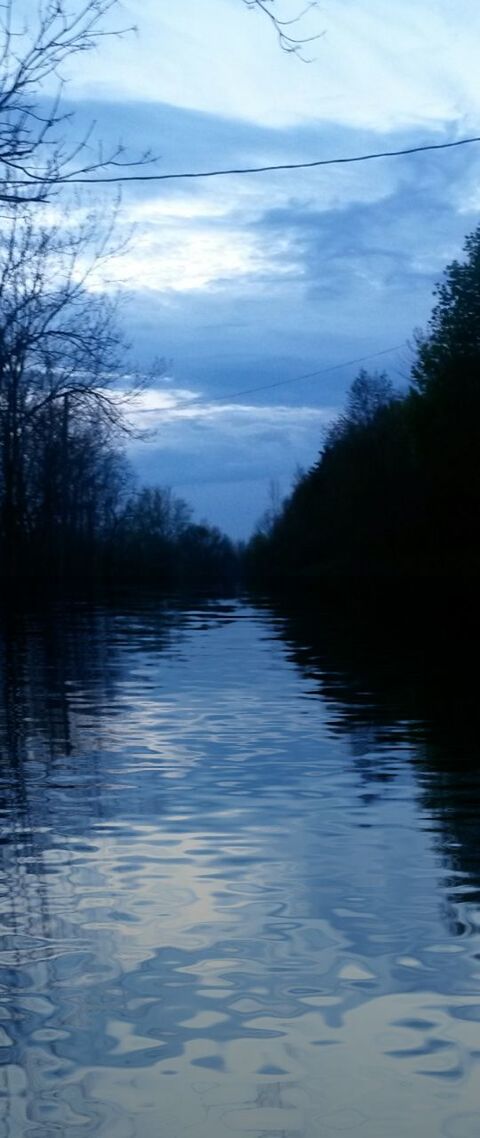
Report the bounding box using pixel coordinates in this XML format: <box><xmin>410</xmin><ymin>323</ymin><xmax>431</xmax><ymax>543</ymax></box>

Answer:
<box><xmin>49</xmin><ymin>0</ymin><xmax>480</xmax><ymax>536</ymax></box>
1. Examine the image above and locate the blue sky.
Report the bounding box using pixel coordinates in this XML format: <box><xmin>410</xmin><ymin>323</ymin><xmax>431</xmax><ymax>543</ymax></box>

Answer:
<box><xmin>56</xmin><ymin>0</ymin><xmax>480</xmax><ymax>536</ymax></box>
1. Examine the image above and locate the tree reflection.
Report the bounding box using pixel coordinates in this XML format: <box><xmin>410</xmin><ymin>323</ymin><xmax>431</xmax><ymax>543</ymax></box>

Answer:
<box><xmin>270</xmin><ymin>593</ymin><xmax>480</xmax><ymax>901</ymax></box>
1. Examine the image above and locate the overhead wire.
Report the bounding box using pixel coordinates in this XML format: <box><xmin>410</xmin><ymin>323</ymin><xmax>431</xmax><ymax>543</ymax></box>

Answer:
<box><xmin>8</xmin><ymin>134</ymin><xmax>480</xmax><ymax>186</ymax></box>
<box><xmin>134</xmin><ymin>341</ymin><xmax>408</xmax><ymax>417</ymax></box>
<box><xmin>18</xmin><ymin>127</ymin><xmax>455</xmax><ymax>416</ymax></box>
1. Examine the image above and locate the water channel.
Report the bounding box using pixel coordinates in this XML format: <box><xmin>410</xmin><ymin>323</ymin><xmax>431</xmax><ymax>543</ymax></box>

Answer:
<box><xmin>0</xmin><ymin>596</ymin><xmax>479</xmax><ymax>1137</ymax></box>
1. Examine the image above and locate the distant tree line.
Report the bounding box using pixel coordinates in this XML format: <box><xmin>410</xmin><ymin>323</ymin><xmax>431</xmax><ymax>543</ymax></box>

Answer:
<box><xmin>110</xmin><ymin>486</ymin><xmax>239</xmax><ymax>589</ymax></box>
<box><xmin>246</xmin><ymin>225</ymin><xmax>480</xmax><ymax>587</ymax></box>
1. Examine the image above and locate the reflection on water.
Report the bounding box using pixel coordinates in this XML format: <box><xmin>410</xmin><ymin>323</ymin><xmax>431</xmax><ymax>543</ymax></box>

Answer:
<box><xmin>0</xmin><ymin>596</ymin><xmax>479</xmax><ymax>1137</ymax></box>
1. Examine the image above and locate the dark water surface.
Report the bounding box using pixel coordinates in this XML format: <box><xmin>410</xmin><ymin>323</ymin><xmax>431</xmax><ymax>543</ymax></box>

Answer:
<box><xmin>1</xmin><ymin>596</ymin><xmax>479</xmax><ymax>1137</ymax></box>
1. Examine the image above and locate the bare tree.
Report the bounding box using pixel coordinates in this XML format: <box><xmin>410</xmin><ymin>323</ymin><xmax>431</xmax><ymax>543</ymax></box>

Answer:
<box><xmin>0</xmin><ymin>1</ymin><xmax>152</xmax><ymax>580</ymax></box>
<box><xmin>0</xmin><ymin>201</ymin><xmax>138</xmax><ymax>574</ymax></box>
<box><xmin>254</xmin><ymin>478</ymin><xmax>283</xmax><ymax>538</ymax></box>
<box><xmin>0</xmin><ymin>0</ymin><xmax>148</xmax><ymax>205</ymax></box>
<box><xmin>0</xmin><ymin>0</ymin><xmax>324</xmax><ymax>209</ymax></box>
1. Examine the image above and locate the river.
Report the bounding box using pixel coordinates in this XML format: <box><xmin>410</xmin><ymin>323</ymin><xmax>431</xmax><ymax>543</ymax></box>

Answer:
<box><xmin>0</xmin><ymin>596</ymin><xmax>479</xmax><ymax>1137</ymax></box>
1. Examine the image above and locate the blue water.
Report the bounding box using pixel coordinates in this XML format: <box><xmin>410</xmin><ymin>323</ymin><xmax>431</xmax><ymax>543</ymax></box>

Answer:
<box><xmin>0</xmin><ymin>597</ymin><xmax>479</xmax><ymax>1137</ymax></box>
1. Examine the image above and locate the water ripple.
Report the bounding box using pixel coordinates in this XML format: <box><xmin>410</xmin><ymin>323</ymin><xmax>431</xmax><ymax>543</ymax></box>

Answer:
<box><xmin>0</xmin><ymin>598</ymin><xmax>479</xmax><ymax>1136</ymax></box>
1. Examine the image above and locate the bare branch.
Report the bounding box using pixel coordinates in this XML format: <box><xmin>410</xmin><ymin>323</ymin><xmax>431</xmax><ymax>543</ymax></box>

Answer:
<box><xmin>242</xmin><ymin>0</ymin><xmax>323</xmax><ymax>58</ymax></box>
<box><xmin>0</xmin><ymin>0</ymin><xmax>150</xmax><ymax>205</ymax></box>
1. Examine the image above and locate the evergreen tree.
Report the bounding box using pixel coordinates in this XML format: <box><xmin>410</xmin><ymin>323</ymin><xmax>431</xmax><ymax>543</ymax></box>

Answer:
<box><xmin>413</xmin><ymin>225</ymin><xmax>480</xmax><ymax>393</ymax></box>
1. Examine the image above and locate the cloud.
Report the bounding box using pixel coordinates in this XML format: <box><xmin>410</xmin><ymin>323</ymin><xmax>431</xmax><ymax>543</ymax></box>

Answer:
<box><xmin>55</xmin><ymin>96</ymin><xmax>480</xmax><ymax>329</ymax></box>
<box><xmin>113</xmin><ymin>126</ymin><xmax>478</xmax><ymax>397</ymax></box>
<box><xmin>28</xmin><ymin>0</ymin><xmax>480</xmax><ymax>538</ymax></box>
<box><xmin>112</xmin><ymin>222</ymin><xmax>299</xmax><ymax>293</ymax></box>
<box><xmin>62</xmin><ymin>0</ymin><xmax>480</xmax><ymax>132</ymax></box>
<box><xmin>130</xmin><ymin>384</ymin><xmax>335</xmax><ymax>433</ymax></box>
<box><xmin>127</xmin><ymin>388</ymin><xmax>335</xmax><ymax>537</ymax></box>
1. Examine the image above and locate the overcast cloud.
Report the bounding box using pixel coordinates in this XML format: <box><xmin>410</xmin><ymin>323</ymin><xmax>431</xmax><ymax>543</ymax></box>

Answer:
<box><xmin>45</xmin><ymin>0</ymin><xmax>480</xmax><ymax>536</ymax></box>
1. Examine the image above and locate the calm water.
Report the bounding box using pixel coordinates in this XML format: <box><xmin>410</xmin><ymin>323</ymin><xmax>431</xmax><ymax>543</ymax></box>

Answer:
<box><xmin>0</xmin><ymin>596</ymin><xmax>480</xmax><ymax>1137</ymax></box>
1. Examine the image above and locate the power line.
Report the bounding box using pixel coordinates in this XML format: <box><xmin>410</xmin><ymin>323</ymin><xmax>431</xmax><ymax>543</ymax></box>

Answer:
<box><xmin>135</xmin><ymin>341</ymin><xmax>407</xmax><ymax>416</ymax></box>
<box><xmin>8</xmin><ymin>134</ymin><xmax>480</xmax><ymax>186</ymax></box>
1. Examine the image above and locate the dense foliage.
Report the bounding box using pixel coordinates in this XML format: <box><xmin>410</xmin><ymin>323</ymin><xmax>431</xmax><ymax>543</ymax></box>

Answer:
<box><xmin>246</xmin><ymin>225</ymin><xmax>480</xmax><ymax>585</ymax></box>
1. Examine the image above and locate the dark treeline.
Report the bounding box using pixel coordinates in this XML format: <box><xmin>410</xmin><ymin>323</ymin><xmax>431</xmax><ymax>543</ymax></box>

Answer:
<box><xmin>111</xmin><ymin>485</ymin><xmax>239</xmax><ymax>589</ymax></box>
<box><xmin>0</xmin><ymin>168</ymin><xmax>238</xmax><ymax>595</ymax></box>
<box><xmin>0</xmin><ymin>217</ymin><xmax>240</xmax><ymax>593</ymax></box>
<box><xmin>0</xmin><ymin>240</ymin><xmax>238</xmax><ymax>590</ymax></box>
<box><xmin>0</xmin><ymin>278</ymin><xmax>238</xmax><ymax>590</ymax></box>
<box><xmin>0</xmin><ymin>400</ymin><xmax>238</xmax><ymax>588</ymax></box>
<box><xmin>0</xmin><ymin>0</ymin><xmax>239</xmax><ymax>594</ymax></box>
<box><xmin>246</xmin><ymin>225</ymin><xmax>480</xmax><ymax>587</ymax></box>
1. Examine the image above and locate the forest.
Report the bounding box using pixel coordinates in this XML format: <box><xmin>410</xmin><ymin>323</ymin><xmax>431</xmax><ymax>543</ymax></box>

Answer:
<box><xmin>1</xmin><ymin>2</ymin><xmax>479</xmax><ymax>594</ymax></box>
<box><xmin>0</xmin><ymin>0</ymin><xmax>238</xmax><ymax>591</ymax></box>
<box><xmin>0</xmin><ymin>209</ymin><xmax>238</xmax><ymax>589</ymax></box>
<box><xmin>245</xmin><ymin>225</ymin><xmax>480</xmax><ymax>589</ymax></box>
<box><xmin>3</xmin><ymin>206</ymin><xmax>480</xmax><ymax>591</ymax></box>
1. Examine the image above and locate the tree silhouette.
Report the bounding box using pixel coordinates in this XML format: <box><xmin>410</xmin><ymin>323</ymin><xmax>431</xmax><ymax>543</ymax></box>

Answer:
<box><xmin>246</xmin><ymin>227</ymin><xmax>480</xmax><ymax>585</ymax></box>
<box><xmin>0</xmin><ymin>0</ymin><xmax>149</xmax><ymax>206</ymax></box>
<box><xmin>413</xmin><ymin>226</ymin><xmax>480</xmax><ymax>394</ymax></box>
